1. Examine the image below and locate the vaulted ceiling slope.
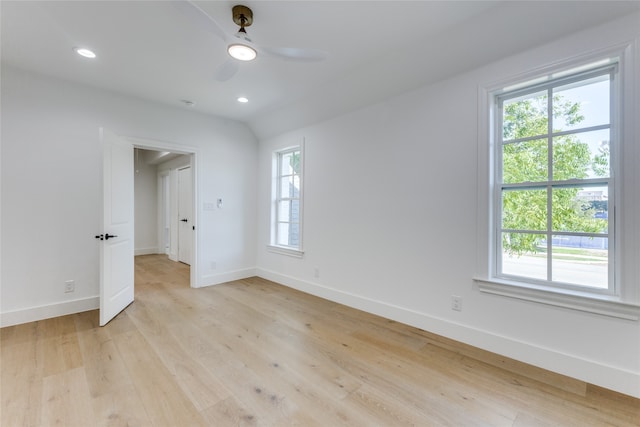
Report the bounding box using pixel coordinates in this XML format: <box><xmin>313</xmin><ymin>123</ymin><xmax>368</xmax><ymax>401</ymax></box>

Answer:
<box><xmin>2</xmin><ymin>1</ymin><xmax>639</xmax><ymax>139</ymax></box>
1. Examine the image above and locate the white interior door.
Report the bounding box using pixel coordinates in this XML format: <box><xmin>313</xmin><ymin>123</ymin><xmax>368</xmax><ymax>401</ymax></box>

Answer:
<box><xmin>178</xmin><ymin>166</ymin><xmax>192</xmax><ymax>265</ymax></box>
<box><xmin>99</xmin><ymin>128</ymin><xmax>134</xmax><ymax>326</ymax></box>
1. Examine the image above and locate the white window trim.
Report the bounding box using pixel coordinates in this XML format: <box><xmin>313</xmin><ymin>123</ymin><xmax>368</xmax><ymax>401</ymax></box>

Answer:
<box><xmin>266</xmin><ymin>244</ymin><xmax>304</xmax><ymax>258</ymax></box>
<box><xmin>268</xmin><ymin>140</ymin><xmax>305</xmax><ymax>258</ymax></box>
<box><xmin>475</xmin><ymin>278</ymin><xmax>639</xmax><ymax>320</ymax></box>
<box><xmin>475</xmin><ymin>43</ymin><xmax>640</xmax><ymax>320</ymax></box>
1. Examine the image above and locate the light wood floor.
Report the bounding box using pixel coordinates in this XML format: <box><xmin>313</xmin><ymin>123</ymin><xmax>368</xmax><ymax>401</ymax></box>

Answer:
<box><xmin>2</xmin><ymin>255</ymin><xmax>639</xmax><ymax>426</ymax></box>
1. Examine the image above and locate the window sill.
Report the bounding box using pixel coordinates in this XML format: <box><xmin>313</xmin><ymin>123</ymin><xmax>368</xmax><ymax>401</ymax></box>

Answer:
<box><xmin>267</xmin><ymin>245</ymin><xmax>304</xmax><ymax>258</ymax></box>
<box><xmin>474</xmin><ymin>277</ymin><xmax>640</xmax><ymax>321</ymax></box>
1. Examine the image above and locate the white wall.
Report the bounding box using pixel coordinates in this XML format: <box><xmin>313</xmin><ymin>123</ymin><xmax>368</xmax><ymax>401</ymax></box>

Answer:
<box><xmin>256</xmin><ymin>14</ymin><xmax>640</xmax><ymax>398</ymax></box>
<box><xmin>134</xmin><ymin>150</ymin><xmax>158</xmax><ymax>255</ymax></box>
<box><xmin>1</xmin><ymin>66</ymin><xmax>258</xmax><ymax>325</ymax></box>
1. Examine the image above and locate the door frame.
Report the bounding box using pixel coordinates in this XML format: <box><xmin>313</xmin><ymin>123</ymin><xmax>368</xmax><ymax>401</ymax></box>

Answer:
<box><xmin>177</xmin><ymin>165</ymin><xmax>193</xmax><ymax>265</ymax></box>
<box><xmin>127</xmin><ymin>136</ymin><xmax>198</xmax><ymax>289</ymax></box>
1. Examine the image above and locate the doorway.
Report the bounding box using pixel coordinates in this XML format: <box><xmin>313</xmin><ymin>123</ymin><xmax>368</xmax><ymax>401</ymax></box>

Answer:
<box><xmin>131</xmin><ymin>140</ymin><xmax>197</xmax><ymax>288</ymax></box>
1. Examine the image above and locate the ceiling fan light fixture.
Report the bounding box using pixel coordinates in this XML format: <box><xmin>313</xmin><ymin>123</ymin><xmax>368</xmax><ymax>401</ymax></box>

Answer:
<box><xmin>227</xmin><ymin>43</ymin><xmax>257</xmax><ymax>61</ymax></box>
<box><xmin>73</xmin><ymin>47</ymin><xmax>96</xmax><ymax>59</ymax></box>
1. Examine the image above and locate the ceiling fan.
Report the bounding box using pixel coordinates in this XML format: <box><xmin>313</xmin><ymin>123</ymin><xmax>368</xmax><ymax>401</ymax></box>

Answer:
<box><xmin>175</xmin><ymin>1</ymin><xmax>327</xmax><ymax>81</ymax></box>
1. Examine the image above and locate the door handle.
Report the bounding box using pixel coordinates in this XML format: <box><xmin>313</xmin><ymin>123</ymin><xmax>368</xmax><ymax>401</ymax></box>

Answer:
<box><xmin>180</xmin><ymin>218</ymin><xmax>188</xmax><ymax>222</ymax></box>
<box><xmin>95</xmin><ymin>233</ymin><xmax>117</xmax><ymax>240</ymax></box>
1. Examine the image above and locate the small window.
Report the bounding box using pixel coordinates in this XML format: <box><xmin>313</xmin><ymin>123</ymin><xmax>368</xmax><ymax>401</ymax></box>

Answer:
<box><xmin>494</xmin><ymin>65</ymin><xmax>615</xmax><ymax>293</ymax></box>
<box><xmin>270</xmin><ymin>146</ymin><xmax>303</xmax><ymax>254</ymax></box>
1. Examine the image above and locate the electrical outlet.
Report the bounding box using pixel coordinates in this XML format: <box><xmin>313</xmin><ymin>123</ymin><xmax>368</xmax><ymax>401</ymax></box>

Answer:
<box><xmin>211</xmin><ymin>261</ymin><xmax>217</xmax><ymax>270</ymax></box>
<box><xmin>451</xmin><ymin>295</ymin><xmax>462</xmax><ymax>312</ymax></box>
<box><xmin>64</xmin><ymin>280</ymin><xmax>75</xmax><ymax>293</ymax></box>
<box><xmin>314</xmin><ymin>267</ymin><xmax>320</xmax><ymax>278</ymax></box>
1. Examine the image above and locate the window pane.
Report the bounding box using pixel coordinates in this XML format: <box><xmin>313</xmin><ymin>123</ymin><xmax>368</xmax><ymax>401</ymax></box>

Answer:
<box><xmin>551</xmin><ymin>236</ymin><xmax>608</xmax><ymax>288</ymax></box>
<box><xmin>277</xmin><ymin>222</ymin><xmax>299</xmax><ymax>247</ymax></box>
<box><xmin>280</xmin><ymin>152</ymin><xmax>293</xmax><ymax>175</ymax></box>
<box><xmin>279</xmin><ymin>175</ymin><xmax>299</xmax><ymax>198</ymax></box>
<box><xmin>290</xmin><ymin>199</ymin><xmax>300</xmax><ymax>223</ymax></box>
<box><xmin>502</xmin><ymin>188</ymin><xmax>547</xmax><ymax>231</ymax></box>
<box><xmin>279</xmin><ymin>177</ymin><xmax>289</xmax><ymax>198</ymax></box>
<box><xmin>289</xmin><ymin>222</ymin><xmax>300</xmax><ymax>247</ymax></box>
<box><xmin>276</xmin><ymin>223</ymin><xmax>290</xmax><ymax>246</ymax></box>
<box><xmin>502</xmin><ymin>91</ymin><xmax>547</xmax><ymax>141</ymax></box>
<box><xmin>552</xmin><ymin>186</ymin><xmax>608</xmax><ymax>233</ymax></box>
<box><xmin>280</xmin><ymin>151</ymin><xmax>300</xmax><ymax>175</ymax></box>
<box><xmin>277</xmin><ymin>200</ymin><xmax>301</xmax><ymax>223</ymax></box>
<box><xmin>502</xmin><ymin>139</ymin><xmax>548</xmax><ymax>183</ymax></box>
<box><xmin>553</xmin><ymin>75</ymin><xmax>609</xmax><ymax>132</ymax></box>
<box><xmin>552</xmin><ymin>129</ymin><xmax>610</xmax><ymax>180</ymax></box>
<box><xmin>278</xmin><ymin>200</ymin><xmax>291</xmax><ymax>222</ymax></box>
<box><xmin>501</xmin><ymin>232</ymin><xmax>547</xmax><ymax>280</ymax></box>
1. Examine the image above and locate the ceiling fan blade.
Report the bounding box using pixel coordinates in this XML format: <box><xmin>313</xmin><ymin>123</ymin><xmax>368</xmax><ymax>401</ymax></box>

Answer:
<box><xmin>260</xmin><ymin>46</ymin><xmax>327</xmax><ymax>62</ymax></box>
<box><xmin>173</xmin><ymin>0</ymin><xmax>230</xmax><ymax>42</ymax></box>
<box><xmin>214</xmin><ymin>60</ymin><xmax>239</xmax><ymax>82</ymax></box>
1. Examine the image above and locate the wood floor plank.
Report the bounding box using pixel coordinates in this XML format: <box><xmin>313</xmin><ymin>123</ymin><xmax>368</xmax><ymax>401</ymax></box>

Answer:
<box><xmin>192</xmin><ymin>318</ymin><xmax>373</xmax><ymax>425</ymax></box>
<box><xmin>422</xmin><ymin>331</ymin><xmax>588</xmax><ymax>396</ymax></box>
<box><xmin>211</xmin><ymin>294</ymin><xmax>365</xmax><ymax>401</ymax></box>
<box><xmin>125</xmin><ymin>299</ymin><xmax>232</xmax><ymax>411</ymax></box>
<box><xmin>111</xmin><ymin>328</ymin><xmax>208</xmax><ymax>426</ymax></box>
<box><xmin>2</xmin><ymin>254</ymin><xmax>639</xmax><ymax>426</ymax></box>
<box><xmin>41</xmin><ymin>367</ymin><xmax>94</xmax><ymax>426</ymax></box>
<box><xmin>40</xmin><ymin>333</ymin><xmax>84</xmax><ymax>378</ymax></box>
<box><xmin>201</xmin><ymin>396</ymin><xmax>259</xmax><ymax>426</ymax></box>
<box><xmin>76</xmin><ymin>326</ymin><xmax>133</xmax><ymax>398</ymax></box>
<box><xmin>195</xmin><ymin>287</ymin><xmax>516</xmax><ymax>425</ymax></box>
<box><xmin>1</xmin><ymin>340</ymin><xmax>43</xmax><ymax>426</ymax></box>
<box><xmin>89</xmin><ymin>383</ymin><xmax>152</xmax><ymax>427</ymax></box>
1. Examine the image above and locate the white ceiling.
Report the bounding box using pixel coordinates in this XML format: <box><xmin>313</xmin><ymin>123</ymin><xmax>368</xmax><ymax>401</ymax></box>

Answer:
<box><xmin>2</xmin><ymin>1</ymin><xmax>639</xmax><ymax>139</ymax></box>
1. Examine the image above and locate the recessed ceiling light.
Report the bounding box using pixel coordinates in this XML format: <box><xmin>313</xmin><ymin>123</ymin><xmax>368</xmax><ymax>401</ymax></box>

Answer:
<box><xmin>181</xmin><ymin>100</ymin><xmax>195</xmax><ymax>107</ymax></box>
<box><xmin>73</xmin><ymin>47</ymin><xmax>96</xmax><ymax>59</ymax></box>
<box><xmin>237</xmin><ymin>97</ymin><xmax>249</xmax><ymax>103</ymax></box>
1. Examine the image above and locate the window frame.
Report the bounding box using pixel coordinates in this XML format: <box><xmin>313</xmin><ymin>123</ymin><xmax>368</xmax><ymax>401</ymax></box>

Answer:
<box><xmin>474</xmin><ymin>46</ymin><xmax>640</xmax><ymax>320</ymax></box>
<box><xmin>268</xmin><ymin>143</ymin><xmax>304</xmax><ymax>257</ymax></box>
<box><xmin>493</xmin><ymin>65</ymin><xmax>615</xmax><ymax>295</ymax></box>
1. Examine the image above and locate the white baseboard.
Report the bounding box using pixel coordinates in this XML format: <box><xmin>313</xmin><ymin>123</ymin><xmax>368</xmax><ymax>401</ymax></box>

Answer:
<box><xmin>198</xmin><ymin>268</ymin><xmax>257</xmax><ymax>288</ymax></box>
<box><xmin>0</xmin><ymin>266</ymin><xmax>257</xmax><ymax>326</ymax></box>
<box><xmin>135</xmin><ymin>247</ymin><xmax>160</xmax><ymax>256</ymax></box>
<box><xmin>0</xmin><ymin>296</ymin><xmax>99</xmax><ymax>328</ymax></box>
<box><xmin>256</xmin><ymin>267</ymin><xmax>640</xmax><ymax>399</ymax></box>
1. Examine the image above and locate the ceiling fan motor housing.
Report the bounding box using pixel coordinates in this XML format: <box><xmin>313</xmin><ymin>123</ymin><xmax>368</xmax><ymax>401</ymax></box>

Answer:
<box><xmin>232</xmin><ymin>5</ymin><xmax>253</xmax><ymax>28</ymax></box>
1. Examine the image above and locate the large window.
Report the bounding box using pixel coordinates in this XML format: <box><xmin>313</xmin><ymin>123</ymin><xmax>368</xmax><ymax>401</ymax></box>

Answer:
<box><xmin>476</xmin><ymin>48</ymin><xmax>639</xmax><ymax>319</ymax></box>
<box><xmin>495</xmin><ymin>65</ymin><xmax>615</xmax><ymax>293</ymax></box>
<box><xmin>271</xmin><ymin>146</ymin><xmax>303</xmax><ymax>253</ymax></box>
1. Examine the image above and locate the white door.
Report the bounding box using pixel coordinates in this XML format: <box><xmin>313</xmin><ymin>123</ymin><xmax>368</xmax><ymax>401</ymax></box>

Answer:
<box><xmin>178</xmin><ymin>166</ymin><xmax>192</xmax><ymax>265</ymax></box>
<box><xmin>99</xmin><ymin>128</ymin><xmax>134</xmax><ymax>326</ymax></box>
